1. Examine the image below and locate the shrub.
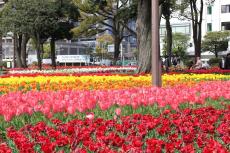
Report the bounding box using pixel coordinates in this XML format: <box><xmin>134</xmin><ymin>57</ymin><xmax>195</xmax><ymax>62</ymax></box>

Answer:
<box><xmin>0</xmin><ymin>61</ymin><xmax>7</xmax><ymax>68</ymax></box>
<box><xmin>208</xmin><ymin>58</ymin><xmax>221</xmax><ymax>66</ymax></box>
<box><xmin>184</xmin><ymin>59</ymin><xmax>194</xmax><ymax>68</ymax></box>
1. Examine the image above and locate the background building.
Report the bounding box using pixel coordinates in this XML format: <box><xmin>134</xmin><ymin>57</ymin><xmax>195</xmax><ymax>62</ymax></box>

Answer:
<box><xmin>0</xmin><ymin>0</ymin><xmax>5</xmax><ymax>63</ymax></box>
<box><xmin>160</xmin><ymin>0</ymin><xmax>230</xmax><ymax>59</ymax></box>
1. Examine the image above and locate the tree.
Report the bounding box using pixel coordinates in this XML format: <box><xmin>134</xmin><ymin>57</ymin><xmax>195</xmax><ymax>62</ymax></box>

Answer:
<box><xmin>95</xmin><ymin>34</ymin><xmax>113</xmax><ymax>60</ymax></box>
<box><xmin>161</xmin><ymin>0</ymin><xmax>177</xmax><ymax>67</ymax></box>
<box><xmin>72</xmin><ymin>0</ymin><xmax>137</xmax><ymax>62</ymax></box>
<box><xmin>202</xmin><ymin>31</ymin><xmax>230</xmax><ymax>58</ymax></box>
<box><xmin>0</xmin><ymin>0</ymin><xmax>31</xmax><ymax>68</ymax></box>
<box><xmin>23</xmin><ymin>0</ymin><xmax>58</xmax><ymax>70</ymax></box>
<box><xmin>172</xmin><ymin>33</ymin><xmax>190</xmax><ymax>59</ymax></box>
<box><xmin>0</xmin><ymin>0</ymin><xmax>58</xmax><ymax>69</ymax></box>
<box><xmin>163</xmin><ymin>32</ymin><xmax>190</xmax><ymax>59</ymax></box>
<box><xmin>179</xmin><ymin>0</ymin><xmax>215</xmax><ymax>60</ymax></box>
<box><xmin>43</xmin><ymin>43</ymin><xmax>51</xmax><ymax>59</ymax></box>
<box><xmin>49</xmin><ymin>0</ymin><xmax>79</xmax><ymax>69</ymax></box>
<box><xmin>137</xmin><ymin>0</ymin><xmax>164</xmax><ymax>73</ymax></box>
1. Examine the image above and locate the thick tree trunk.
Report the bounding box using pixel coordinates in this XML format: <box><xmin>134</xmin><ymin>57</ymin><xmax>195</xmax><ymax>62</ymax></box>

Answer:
<box><xmin>15</xmin><ymin>35</ymin><xmax>23</xmax><ymax>68</ymax></box>
<box><xmin>50</xmin><ymin>38</ymin><xmax>56</xmax><ymax>69</ymax></box>
<box><xmin>137</xmin><ymin>0</ymin><xmax>162</xmax><ymax>73</ymax></box>
<box><xmin>137</xmin><ymin>0</ymin><xmax>152</xmax><ymax>73</ymax></box>
<box><xmin>21</xmin><ymin>34</ymin><xmax>29</xmax><ymax>68</ymax></box>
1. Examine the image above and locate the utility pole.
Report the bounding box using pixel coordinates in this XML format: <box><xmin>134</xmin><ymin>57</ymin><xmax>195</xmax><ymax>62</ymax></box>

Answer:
<box><xmin>151</xmin><ymin>0</ymin><xmax>162</xmax><ymax>87</ymax></box>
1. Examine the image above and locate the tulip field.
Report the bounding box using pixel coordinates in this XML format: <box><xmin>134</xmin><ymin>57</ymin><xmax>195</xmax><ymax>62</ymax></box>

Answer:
<box><xmin>0</xmin><ymin>67</ymin><xmax>229</xmax><ymax>153</ymax></box>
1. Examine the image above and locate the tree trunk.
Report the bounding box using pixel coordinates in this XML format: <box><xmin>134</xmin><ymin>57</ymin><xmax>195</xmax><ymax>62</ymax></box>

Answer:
<box><xmin>196</xmin><ymin>21</ymin><xmax>202</xmax><ymax>58</ymax></box>
<box><xmin>113</xmin><ymin>35</ymin><xmax>122</xmax><ymax>64</ymax></box>
<box><xmin>190</xmin><ymin>0</ymin><xmax>203</xmax><ymax>61</ymax></box>
<box><xmin>137</xmin><ymin>0</ymin><xmax>152</xmax><ymax>73</ymax></box>
<box><xmin>0</xmin><ymin>37</ymin><xmax>2</xmax><ymax>62</ymax></box>
<box><xmin>15</xmin><ymin>34</ymin><xmax>23</xmax><ymax>68</ymax></box>
<box><xmin>50</xmin><ymin>38</ymin><xmax>56</xmax><ymax>69</ymax></box>
<box><xmin>137</xmin><ymin>1</ymin><xmax>162</xmax><ymax>73</ymax></box>
<box><xmin>214</xmin><ymin>45</ymin><xmax>218</xmax><ymax>58</ymax></box>
<box><xmin>35</xmin><ymin>33</ymin><xmax>42</xmax><ymax>70</ymax></box>
<box><xmin>165</xmin><ymin>15</ymin><xmax>172</xmax><ymax>67</ymax></box>
<box><xmin>21</xmin><ymin>34</ymin><xmax>29</xmax><ymax>68</ymax></box>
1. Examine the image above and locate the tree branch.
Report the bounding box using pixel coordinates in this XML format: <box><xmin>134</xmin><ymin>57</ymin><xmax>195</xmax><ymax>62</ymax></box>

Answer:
<box><xmin>118</xmin><ymin>0</ymin><xmax>129</xmax><ymax>9</ymax></box>
<box><xmin>120</xmin><ymin>21</ymin><xmax>137</xmax><ymax>37</ymax></box>
<box><xmin>100</xmin><ymin>20</ymin><xmax>114</xmax><ymax>29</ymax></box>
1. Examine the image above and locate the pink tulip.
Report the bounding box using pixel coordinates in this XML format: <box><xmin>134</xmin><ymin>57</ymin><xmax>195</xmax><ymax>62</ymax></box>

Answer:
<box><xmin>67</xmin><ymin>106</ymin><xmax>75</xmax><ymax>115</ymax></box>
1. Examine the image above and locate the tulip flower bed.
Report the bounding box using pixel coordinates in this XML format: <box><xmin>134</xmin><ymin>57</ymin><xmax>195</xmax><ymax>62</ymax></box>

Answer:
<box><xmin>8</xmin><ymin>66</ymin><xmax>137</xmax><ymax>74</ymax></box>
<box><xmin>0</xmin><ymin>73</ymin><xmax>230</xmax><ymax>94</ymax></box>
<box><xmin>0</xmin><ymin>80</ymin><xmax>229</xmax><ymax>121</ymax></box>
<box><xmin>0</xmin><ymin>70</ymin><xmax>230</xmax><ymax>152</ymax></box>
<box><xmin>0</xmin><ymin>106</ymin><xmax>229</xmax><ymax>153</ymax></box>
<box><xmin>10</xmin><ymin>65</ymin><xmax>137</xmax><ymax>71</ymax></box>
<box><xmin>184</xmin><ymin>67</ymin><xmax>230</xmax><ymax>74</ymax></box>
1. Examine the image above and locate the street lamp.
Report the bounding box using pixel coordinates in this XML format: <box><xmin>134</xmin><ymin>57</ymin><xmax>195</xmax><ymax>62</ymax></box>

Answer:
<box><xmin>151</xmin><ymin>0</ymin><xmax>162</xmax><ymax>87</ymax></box>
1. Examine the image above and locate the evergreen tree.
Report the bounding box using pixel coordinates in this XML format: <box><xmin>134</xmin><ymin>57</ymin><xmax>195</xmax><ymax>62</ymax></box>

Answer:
<box><xmin>72</xmin><ymin>0</ymin><xmax>137</xmax><ymax>62</ymax></box>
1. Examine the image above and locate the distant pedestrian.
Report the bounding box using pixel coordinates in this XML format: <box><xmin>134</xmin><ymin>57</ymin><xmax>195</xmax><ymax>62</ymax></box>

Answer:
<box><xmin>191</xmin><ymin>57</ymin><xmax>202</xmax><ymax>70</ymax></box>
<box><xmin>219</xmin><ymin>57</ymin><xmax>226</xmax><ymax>69</ymax></box>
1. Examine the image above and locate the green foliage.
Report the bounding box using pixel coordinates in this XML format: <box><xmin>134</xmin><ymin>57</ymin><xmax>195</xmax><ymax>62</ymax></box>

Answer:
<box><xmin>208</xmin><ymin>57</ymin><xmax>221</xmax><ymax>66</ymax></box>
<box><xmin>0</xmin><ymin>61</ymin><xmax>7</xmax><ymax>67</ymax></box>
<box><xmin>161</xmin><ymin>0</ymin><xmax>177</xmax><ymax>19</ymax></box>
<box><xmin>43</xmin><ymin>43</ymin><xmax>51</xmax><ymax>59</ymax></box>
<box><xmin>51</xmin><ymin>0</ymin><xmax>79</xmax><ymax>40</ymax></box>
<box><xmin>177</xmin><ymin>0</ymin><xmax>215</xmax><ymax>19</ymax></box>
<box><xmin>184</xmin><ymin>59</ymin><xmax>194</xmax><ymax>68</ymax></box>
<box><xmin>72</xmin><ymin>0</ymin><xmax>137</xmax><ymax>37</ymax></box>
<box><xmin>202</xmin><ymin>31</ymin><xmax>230</xmax><ymax>57</ymax></box>
<box><xmin>72</xmin><ymin>0</ymin><xmax>137</xmax><ymax>60</ymax></box>
<box><xmin>163</xmin><ymin>32</ymin><xmax>190</xmax><ymax>59</ymax></box>
<box><xmin>0</xmin><ymin>0</ymin><xmax>58</xmax><ymax>38</ymax></box>
<box><xmin>54</xmin><ymin>0</ymin><xmax>79</xmax><ymax>21</ymax></box>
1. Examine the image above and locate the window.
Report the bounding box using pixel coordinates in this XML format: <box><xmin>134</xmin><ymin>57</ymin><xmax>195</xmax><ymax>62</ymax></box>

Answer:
<box><xmin>79</xmin><ymin>48</ymin><xmax>85</xmax><ymax>55</ymax></box>
<box><xmin>207</xmin><ymin>6</ymin><xmax>212</xmax><ymax>14</ymax></box>
<box><xmin>160</xmin><ymin>27</ymin><xmax>166</xmax><ymax>36</ymax></box>
<box><xmin>221</xmin><ymin>5</ymin><xmax>230</xmax><ymax>13</ymax></box>
<box><xmin>221</xmin><ymin>22</ymin><xmax>230</xmax><ymax>30</ymax></box>
<box><xmin>207</xmin><ymin>23</ymin><xmax>212</xmax><ymax>32</ymax></box>
<box><xmin>59</xmin><ymin>47</ymin><xmax>68</xmax><ymax>55</ymax></box>
<box><xmin>185</xmin><ymin>26</ymin><xmax>190</xmax><ymax>34</ymax></box>
<box><xmin>175</xmin><ymin>26</ymin><xmax>186</xmax><ymax>33</ymax></box>
<box><xmin>69</xmin><ymin>48</ymin><xmax>78</xmax><ymax>55</ymax></box>
<box><xmin>6</xmin><ymin>39</ymin><xmax>12</xmax><ymax>43</ymax></box>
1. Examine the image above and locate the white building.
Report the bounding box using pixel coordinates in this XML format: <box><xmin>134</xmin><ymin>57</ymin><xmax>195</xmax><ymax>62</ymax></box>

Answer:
<box><xmin>0</xmin><ymin>0</ymin><xmax>5</xmax><ymax>62</ymax></box>
<box><xmin>160</xmin><ymin>0</ymin><xmax>230</xmax><ymax>58</ymax></box>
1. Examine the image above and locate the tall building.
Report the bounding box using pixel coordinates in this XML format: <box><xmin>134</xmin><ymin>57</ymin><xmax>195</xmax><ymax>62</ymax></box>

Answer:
<box><xmin>160</xmin><ymin>0</ymin><xmax>230</xmax><ymax>58</ymax></box>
